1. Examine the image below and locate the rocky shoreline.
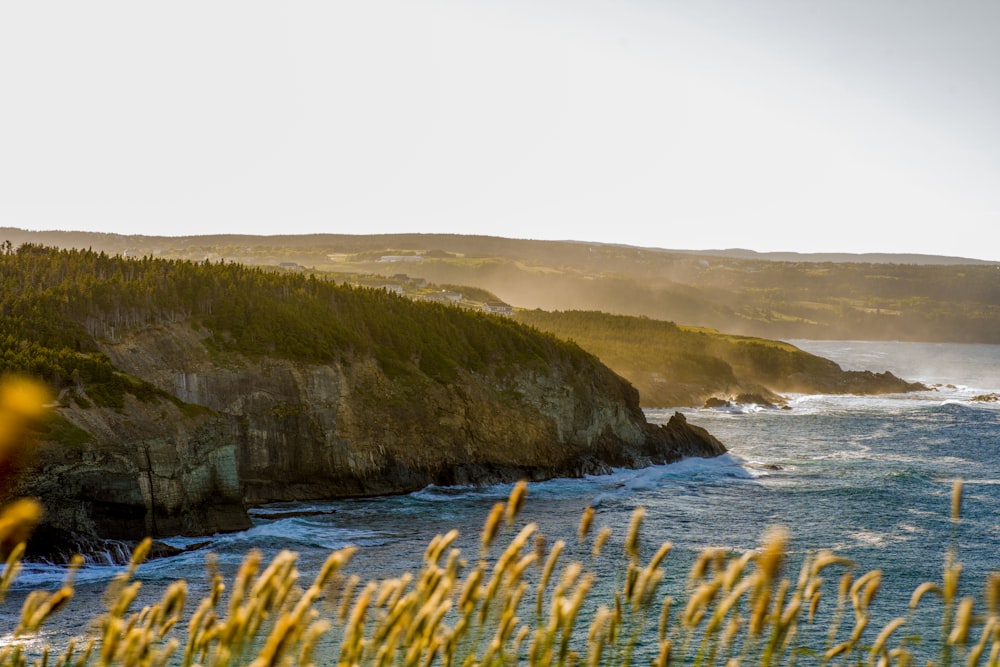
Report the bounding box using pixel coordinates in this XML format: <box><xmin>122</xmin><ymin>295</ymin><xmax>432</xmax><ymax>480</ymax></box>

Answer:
<box><xmin>14</xmin><ymin>322</ymin><xmax>726</xmax><ymax>563</ymax></box>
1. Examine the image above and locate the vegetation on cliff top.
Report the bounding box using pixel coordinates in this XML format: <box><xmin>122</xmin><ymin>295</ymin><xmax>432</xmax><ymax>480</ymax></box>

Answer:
<box><xmin>1</xmin><ymin>243</ymin><xmax>926</xmax><ymax>415</ymax></box>
<box><xmin>4</xmin><ymin>230</ymin><xmax>999</xmax><ymax>344</ymax></box>
<box><xmin>513</xmin><ymin>310</ymin><xmax>924</xmax><ymax>408</ymax></box>
<box><xmin>0</xmin><ymin>243</ymin><xmax>599</xmax><ymax>406</ymax></box>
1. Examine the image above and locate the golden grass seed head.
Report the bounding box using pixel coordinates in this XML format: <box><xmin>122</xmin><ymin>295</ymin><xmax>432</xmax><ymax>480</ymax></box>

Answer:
<box><xmin>0</xmin><ymin>498</ymin><xmax>44</xmax><ymax>559</ymax></box>
<box><xmin>0</xmin><ymin>376</ymin><xmax>51</xmax><ymax>479</ymax></box>
<box><xmin>779</xmin><ymin>592</ymin><xmax>802</xmax><ymax>630</ymax></box>
<box><xmin>624</xmin><ymin>562</ymin><xmax>639</xmax><ymax>601</ymax></box>
<box><xmin>683</xmin><ymin>582</ymin><xmax>719</xmax><ymax>628</ymax></box>
<box><xmin>635</xmin><ymin>569</ymin><xmax>665</xmax><ymax>613</ymax></box>
<box><xmin>625</xmin><ymin>507</ymin><xmax>646</xmax><ymax>562</ymax></box>
<box><xmin>808</xmin><ymin>590</ymin><xmax>822</xmax><ymax>623</ymax></box>
<box><xmin>852</xmin><ymin>570</ymin><xmax>882</xmax><ymax>615</ymax></box>
<box><xmin>967</xmin><ymin>616</ymin><xmax>998</xmax><ymax>666</ymax></box>
<box><xmin>824</xmin><ymin>640</ymin><xmax>853</xmax><ymax>661</ymax></box>
<box><xmin>749</xmin><ymin>587</ymin><xmax>771</xmax><ymax>637</ymax></box>
<box><xmin>849</xmin><ymin>613</ymin><xmax>869</xmax><ymax>644</ymax></box>
<box><xmin>512</xmin><ymin>624</ymin><xmax>531</xmax><ymax>654</ymax></box>
<box><xmin>128</xmin><ymin>537</ymin><xmax>153</xmax><ymax>573</ymax></box>
<box><xmin>722</xmin><ymin>551</ymin><xmax>754</xmax><ymax>592</ymax></box>
<box><xmin>593</xmin><ymin>526</ymin><xmax>612</xmax><ymax>558</ymax></box>
<box><xmin>538</xmin><ymin>539</ymin><xmax>565</xmax><ymax>592</ymax></box>
<box><xmin>871</xmin><ymin>616</ymin><xmax>908</xmax><ymax>660</ymax></box>
<box><xmin>757</xmin><ymin>525</ymin><xmax>788</xmax><ymax>584</ymax></box>
<box><xmin>658</xmin><ymin>595</ymin><xmax>673</xmax><ymax>641</ymax></box>
<box><xmin>648</xmin><ymin>541</ymin><xmax>673</xmax><ymax>573</ymax></box>
<box><xmin>707</xmin><ymin>577</ymin><xmax>755</xmax><ymax>635</ymax></box>
<box><xmin>654</xmin><ymin>639</ymin><xmax>672</xmax><ymax>667</ymax></box>
<box><xmin>481</xmin><ymin>502</ymin><xmax>505</xmax><ymax>553</ymax></box>
<box><xmin>338</xmin><ymin>574</ymin><xmax>362</xmax><ymax>624</ymax></box>
<box><xmin>578</xmin><ymin>506</ymin><xmax>595</xmax><ymax>542</ymax></box>
<box><xmin>506</xmin><ymin>480</ymin><xmax>528</xmax><ymax>526</ymax></box>
<box><xmin>952</xmin><ymin>478</ymin><xmax>964</xmax><ymax>522</ymax></box>
<box><xmin>459</xmin><ymin>564</ymin><xmax>484</xmax><ymax>614</ymax></box>
<box><xmin>558</xmin><ymin>561</ymin><xmax>584</xmax><ymax>593</ymax></box>
<box><xmin>987</xmin><ymin>572</ymin><xmax>1000</xmax><ymax>615</ymax></box>
<box><xmin>721</xmin><ymin>613</ymin><xmax>743</xmax><ymax>650</ymax></box>
<box><xmin>811</xmin><ymin>550</ymin><xmax>855</xmax><ymax>577</ymax></box>
<box><xmin>839</xmin><ymin>571</ymin><xmax>853</xmax><ymax>600</ymax></box>
<box><xmin>689</xmin><ymin>550</ymin><xmax>712</xmax><ymax>585</ymax></box>
<box><xmin>948</xmin><ymin>596</ymin><xmax>975</xmax><ymax>646</ymax></box>
<box><xmin>944</xmin><ymin>556</ymin><xmax>963</xmax><ymax>604</ymax></box>
<box><xmin>534</xmin><ymin>533</ymin><xmax>548</xmax><ymax>567</ymax></box>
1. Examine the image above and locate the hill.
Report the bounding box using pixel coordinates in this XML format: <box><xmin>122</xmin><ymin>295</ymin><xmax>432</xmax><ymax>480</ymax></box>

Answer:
<box><xmin>513</xmin><ymin>310</ymin><xmax>924</xmax><ymax>408</ymax></box>
<box><xmin>0</xmin><ymin>244</ymin><xmax>724</xmax><ymax>559</ymax></box>
<box><xmin>3</xmin><ymin>229</ymin><xmax>996</xmax><ymax>343</ymax></box>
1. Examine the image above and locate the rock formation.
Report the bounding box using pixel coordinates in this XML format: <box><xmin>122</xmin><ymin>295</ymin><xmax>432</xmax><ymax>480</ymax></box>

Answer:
<box><xmin>15</xmin><ymin>322</ymin><xmax>725</xmax><ymax>559</ymax></box>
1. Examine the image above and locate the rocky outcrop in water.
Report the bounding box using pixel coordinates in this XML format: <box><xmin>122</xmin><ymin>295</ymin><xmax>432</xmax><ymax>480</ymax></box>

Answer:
<box><xmin>16</xmin><ymin>322</ymin><xmax>724</xmax><ymax>558</ymax></box>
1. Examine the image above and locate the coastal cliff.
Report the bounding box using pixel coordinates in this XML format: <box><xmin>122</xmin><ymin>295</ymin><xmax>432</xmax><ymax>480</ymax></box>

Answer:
<box><xmin>98</xmin><ymin>322</ymin><xmax>724</xmax><ymax>505</ymax></box>
<box><xmin>0</xmin><ymin>245</ymin><xmax>727</xmax><ymax>558</ymax></box>
<box><xmin>13</xmin><ymin>320</ymin><xmax>723</xmax><ymax>557</ymax></box>
<box><xmin>13</xmin><ymin>396</ymin><xmax>250</xmax><ymax>560</ymax></box>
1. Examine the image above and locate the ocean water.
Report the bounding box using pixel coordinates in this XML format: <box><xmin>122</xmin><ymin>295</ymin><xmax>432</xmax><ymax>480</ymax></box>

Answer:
<box><xmin>5</xmin><ymin>340</ymin><xmax>1000</xmax><ymax>661</ymax></box>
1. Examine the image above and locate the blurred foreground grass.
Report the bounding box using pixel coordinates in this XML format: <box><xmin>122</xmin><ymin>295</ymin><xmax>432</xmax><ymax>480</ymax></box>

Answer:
<box><xmin>1</xmin><ymin>375</ymin><xmax>998</xmax><ymax>666</ymax></box>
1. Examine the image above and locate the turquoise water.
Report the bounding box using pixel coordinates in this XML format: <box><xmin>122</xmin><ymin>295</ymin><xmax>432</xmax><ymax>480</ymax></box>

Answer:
<box><xmin>7</xmin><ymin>340</ymin><xmax>1000</xmax><ymax>661</ymax></box>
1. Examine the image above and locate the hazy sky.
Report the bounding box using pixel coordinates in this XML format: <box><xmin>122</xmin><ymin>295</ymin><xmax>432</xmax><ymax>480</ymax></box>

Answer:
<box><xmin>2</xmin><ymin>1</ymin><xmax>998</xmax><ymax>260</ymax></box>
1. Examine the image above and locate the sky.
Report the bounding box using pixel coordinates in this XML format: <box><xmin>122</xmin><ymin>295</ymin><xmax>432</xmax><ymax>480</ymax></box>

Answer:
<box><xmin>1</xmin><ymin>1</ymin><xmax>999</xmax><ymax>260</ymax></box>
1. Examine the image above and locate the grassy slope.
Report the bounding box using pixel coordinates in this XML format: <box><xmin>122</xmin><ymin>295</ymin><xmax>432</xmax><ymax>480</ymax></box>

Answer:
<box><xmin>514</xmin><ymin>309</ymin><xmax>920</xmax><ymax>407</ymax></box>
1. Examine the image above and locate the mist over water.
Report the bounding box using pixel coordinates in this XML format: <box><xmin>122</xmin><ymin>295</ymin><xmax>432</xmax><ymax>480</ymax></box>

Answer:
<box><xmin>8</xmin><ymin>341</ymin><xmax>1000</xmax><ymax>660</ymax></box>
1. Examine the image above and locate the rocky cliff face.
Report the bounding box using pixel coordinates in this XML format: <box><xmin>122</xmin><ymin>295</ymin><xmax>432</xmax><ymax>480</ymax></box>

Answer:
<box><xmin>19</xmin><ymin>321</ymin><xmax>725</xmax><ymax>556</ymax></box>
<box><xmin>10</xmin><ymin>394</ymin><xmax>250</xmax><ymax>561</ymax></box>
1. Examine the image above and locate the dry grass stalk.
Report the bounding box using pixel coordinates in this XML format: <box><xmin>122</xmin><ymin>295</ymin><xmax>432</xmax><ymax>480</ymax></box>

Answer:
<box><xmin>3</xmin><ymin>386</ymin><xmax>1000</xmax><ymax>667</ymax></box>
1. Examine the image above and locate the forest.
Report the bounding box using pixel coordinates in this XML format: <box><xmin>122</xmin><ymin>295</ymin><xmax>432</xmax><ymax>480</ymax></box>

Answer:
<box><xmin>3</xmin><ymin>229</ymin><xmax>995</xmax><ymax>344</ymax></box>
<box><xmin>0</xmin><ymin>243</ymin><xmax>596</xmax><ymax>409</ymax></box>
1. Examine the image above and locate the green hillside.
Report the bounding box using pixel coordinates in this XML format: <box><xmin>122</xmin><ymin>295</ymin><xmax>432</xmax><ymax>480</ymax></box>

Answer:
<box><xmin>3</xmin><ymin>230</ymin><xmax>995</xmax><ymax>343</ymax></box>
<box><xmin>0</xmin><ymin>244</ymin><xmax>596</xmax><ymax>405</ymax></box>
<box><xmin>513</xmin><ymin>309</ymin><xmax>923</xmax><ymax>407</ymax></box>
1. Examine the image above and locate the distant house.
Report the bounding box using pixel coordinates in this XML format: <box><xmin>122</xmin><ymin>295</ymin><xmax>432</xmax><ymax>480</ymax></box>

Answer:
<box><xmin>422</xmin><ymin>290</ymin><xmax>462</xmax><ymax>304</ymax></box>
<box><xmin>378</xmin><ymin>255</ymin><xmax>424</xmax><ymax>263</ymax></box>
<box><xmin>278</xmin><ymin>261</ymin><xmax>302</xmax><ymax>271</ymax></box>
<box><xmin>378</xmin><ymin>284</ymin><xmax>404</xmax><ymax>295</ymax></box>
<box><xmin>482</xmin><ymin>300</ymin><xmax>513</xmax><ymax>315</ymax></box>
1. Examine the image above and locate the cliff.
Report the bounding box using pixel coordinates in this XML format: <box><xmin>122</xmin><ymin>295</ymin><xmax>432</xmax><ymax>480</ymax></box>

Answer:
<box><xmin>102</xmin><ymin>323</ymin><xmax>725</xmax><ymax>501</ymax></box>
<box><xmin>14</xmin><ymin>321</ymin><xmax>724</xmax><ymax>558</ymax></box>
<box><xmin>512</xmin><ymin>310</ymin><xmax>928</xmax><ymax>408</ymax></box>
<box><xmin>13</xmin><ymin>396</ymin><xmax>250</xmax><ymax>561</ymax></box>
<box><xmin>0</xmin><ymin>245</ymin><xmax>726</xmax><ymax>560</ymax></box>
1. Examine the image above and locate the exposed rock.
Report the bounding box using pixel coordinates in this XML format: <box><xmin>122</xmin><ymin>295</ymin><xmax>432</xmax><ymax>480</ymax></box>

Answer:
<box><xmin>734</xmin><ymin>392</ymin><xmax>782</xmax><ymax>408</ymax></box>
<box><xmin>970</xmin><ymin>393</ymin><xmax>1000</xmax><ymax>403</ymax></box>
<box><xmin>784</xmin><ymin>369</ymin><xmax>926</xmax><ymax>395</ymax></box>
<box><xmin>18</xmin><ymin>321</ymin><xmax>726</xmax><ymax>559</ymax></box>
<box><xmin>9</xmin><ymin>392</ymin><xmax>251</xmax><ymax>560</ymax></box>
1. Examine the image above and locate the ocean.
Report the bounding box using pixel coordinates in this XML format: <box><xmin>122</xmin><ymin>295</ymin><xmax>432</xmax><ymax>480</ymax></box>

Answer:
<box><xmin>5</xmin><ymin>340</ymin><xmax>1000</xmax><ymax>662</ymax></box>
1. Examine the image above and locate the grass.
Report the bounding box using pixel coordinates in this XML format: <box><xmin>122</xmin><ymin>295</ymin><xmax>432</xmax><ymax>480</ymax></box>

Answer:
<box><xmin>2</xmin><ymin>376</ymin><xmax>1000</xmax><ymax>666</ymax></box>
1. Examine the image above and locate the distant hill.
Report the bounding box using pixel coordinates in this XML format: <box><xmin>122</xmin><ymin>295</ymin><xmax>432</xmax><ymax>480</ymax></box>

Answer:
<box><xmin>3</xmin><ymin>229</ymin><xmax>999</xmax><ymax>343</ymax></box>
<box><xmin>670</xmin><ymin>248</ymin><xmax>995</xmax><ymax>266</ymax></box>
<box><xmin>513</xmin><ymin>310</ymin><xmax>925</xmax><ymax>408</ymax></box>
